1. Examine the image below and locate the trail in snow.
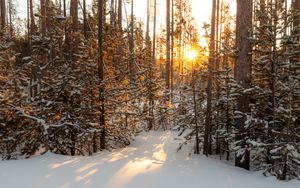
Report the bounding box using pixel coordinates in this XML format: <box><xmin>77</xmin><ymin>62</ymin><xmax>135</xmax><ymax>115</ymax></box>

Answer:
<box><xmin>0</xmin><ymin>131</ymin><xmax>299</xmax><ymax>188</ymax></box>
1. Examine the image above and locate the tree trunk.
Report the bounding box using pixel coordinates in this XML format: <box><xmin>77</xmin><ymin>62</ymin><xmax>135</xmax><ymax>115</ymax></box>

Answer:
<box><xmin>152</xmin><ymin>0</ymin><xmax>157</xmax><ymax>67</ymax></box>
<box><xmin>70</xmin><ymin>0</ymin><xmax>78</xmax><ymax>32</ymax></box>
<box><xmin>166</xmin><ymin>0</ymin><xmax>171</xmax><ymax>94</ymax></box>
<box><xmin>63</xmin><ymin>0</ymin><xmax>67</xmax><ymax>38</ymax></box>
<box><xmin>83</xmin><ymin>0</ymin><xmax>87</xmax><ymax>39</ymax></box>
<box><xmin>98</xmin><ymin>0</ymin><xmax>106</xmax><ymax>150</ymax></box>
<box><xmin>149</xmin><ymin>0</ymin><xmax>157</xmax><ymax>130</ymax></box>
<box><xmin>1</xmin><ymin>0</ymin><xmax>6</xmax><ymax>29</ymax></box>
<box><xmin>203</xmin><ymin>0</ymin><xmax>216</xmax><ymax>156</ymax></box>
<box><xmin>146</xmin><ymin>0</ymin><xmax>150</xmax><ymax>43</ymax></box>
<box><xmin>118</xmin><ymin>0</ymin><xmax>122</xmax><ymax>29</ymax></box>
<box><xmin>116</xmin><ymin>0</ymin><xmax>123</xmax><ymax>69</ymax></box>
<box><xmin>193</xmin><ymin>66</ymin><xmax>200</xmax><ymax>154</ymax></box>
<box><xmin>110</xmin><ymin>0</ymin><xmax>114</xmax><ymax>23</ymax></box>
<box><xmin>29</xmin><ymin>0</ymin><xmax>35</xmax><ymax>35</ymax></box>
<box><xmin>235</xmin><ymin>0</ymin><xmax>253</xmax><ymax>171</ymax></box>
<box><xmin>179</xmin><ymin>0</ymin><xmax>183</xmax><ymax>83</ymax></box>
<box><xmin>8</xmin><ymin>0</ymin><xmax>12</xmax><ymax>34</ymax></box>
<box><xmin>146</xmin><ymin>0</ymin><xmax>153</xmax><ymax>130</ymax></box>
<box><xmin>171</xmin><ymin>0</ymin><xmax>174</xmax><ymax>98</ymax></box>
<box><xmin>129</xmin><ymin>0</ymin><xmax>134</xmax><ymax>74</ymax></box>
<box><xmin>215</xmin><ymin>0</ymin><xmax>220</xmax><ymax>155</ymax></box>
<box><xmin>294</xmin><ymin>0</ymin><xmax>300</xmax><ymax>52</ymax></box>
<box><xmin>294</xmin><ymin>0</ymin><xmax>300</xmax><ymax>29</ymax></box>
<box><xmin>40</xmin><ymin>0</ymin><xmax>46</xmax><ymax>37</ymax></box>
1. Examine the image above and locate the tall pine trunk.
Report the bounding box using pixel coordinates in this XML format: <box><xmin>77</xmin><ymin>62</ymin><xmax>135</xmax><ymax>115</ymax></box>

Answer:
<box><xmin>166</xmin><ymin>0</ymin><xmax>171</xmax><ymax>94</ymax></box>
<box><xmin>170</xmin><ymin>0</ymin><xmax>174</xmax><ymax>98</ymax></box>
<box><xmin>129</xmin><ymin>0</ymin><xmax>134</xmax><ymax>74</ymax></box>
<box><xmin>149</xmin><ymin>0</ymin><xmax>157</xmax><ymax>130</ymax></box>
<box><xmin>98</xmin><ymin>0</ymin><xmax>106</xmax><ymax>150</ymax></box>
<box><xmin>83</xmin><ymin>0</ymin><xmax>87</xmax><ymax>39</ymax></box>
<box><xmin>204</xmin><ymin>0</ymin><xmax>216</xmax><ymax>156</ymax></box>
<box><xmin>235</xmin><ymin>0</ymin><xmax>253</xmax><ymax>171</ymax></box>
<box><xmin>118</xmin><ymin>0</ymin><xmax>122</xmax><ymax>29</ymax></box>
<box><xmin>30</xmin><ymin>0</ymin><xmax>35</xmax><ymax>35</ymax></box>
<box><xmin>0</xmin><ymin>0</ymin><xmax>6</xmax><ymax>29</ymax></box>
<box><xmin>70</xmin><ymin>0</ymin><xmax>78</xmax><ymax>32</ymax></box>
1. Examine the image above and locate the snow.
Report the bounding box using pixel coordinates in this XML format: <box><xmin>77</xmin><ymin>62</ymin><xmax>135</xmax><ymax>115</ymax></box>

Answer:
<box><xmin>0</xmin><ymin>131</ymin><xmax>299</xmax><ymax>188</ymax></box>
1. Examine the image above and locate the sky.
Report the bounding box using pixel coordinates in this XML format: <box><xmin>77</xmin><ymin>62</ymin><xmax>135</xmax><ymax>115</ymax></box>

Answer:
<box><xmin>15</xmin><ymin>0</ymin><xmax>214</xmax><ymax>31</ymax></box>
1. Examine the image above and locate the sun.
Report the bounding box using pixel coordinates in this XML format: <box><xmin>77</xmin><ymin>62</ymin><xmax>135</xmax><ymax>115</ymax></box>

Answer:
<box><xmin>186</xmin><ymin>50</ymin><xmax>197</xmax><ymax>60</ymax></box>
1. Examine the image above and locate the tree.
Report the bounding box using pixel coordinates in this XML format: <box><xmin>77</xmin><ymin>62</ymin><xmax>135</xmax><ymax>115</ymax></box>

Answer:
<box><xmin>234</xmin><ymin>0</ymin><xmax>253</xmax><ymax>171</ymax></box>
<box><xmin>129</xmin><ymin>0</ymin><xmax>134</xmax><ymax>74</ymax></box>
<box><xmin>98</xmin><ymin>0</ymin><xmax>106</xmax><ymax>150</ymax></box>
<box><xmin>166</xmin><ymin>0</ymin><xmax>171</xmax><ymax>94</ymax></box>
<box><xmin>0</xmin><ymin>0</ymin><xmax>6</xmax><ymax>29</ymax></box>
<box><xmin>83</xmin><ymin>0</ymin><xmax>87</xmax><ymax>38</ymax></box>
<box><xmin>203</xmin><ymin>0</ymin><xmax>216</xmax><ymax>156</ymax></box>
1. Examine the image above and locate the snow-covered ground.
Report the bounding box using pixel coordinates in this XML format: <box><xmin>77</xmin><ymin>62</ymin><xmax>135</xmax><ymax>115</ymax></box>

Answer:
<box><xmin>0</xmin><ymin>131</ymin><xmax>299</xmax><ymax>188</ymax></box>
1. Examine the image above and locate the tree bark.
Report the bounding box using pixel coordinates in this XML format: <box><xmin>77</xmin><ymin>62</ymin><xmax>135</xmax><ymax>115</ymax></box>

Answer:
<box><xmin>70</xmin><ymin>0</ymin><xmax>78</xmax><ymax>32</ymax></box>
<box><xmin>40</xmin><ymin>0</ymin><xmax>46</xmax><ymax>37</ymax></box>
<box><xmin>98</xmin><ymin>0</ymin><xmax>106</xmax><ymax>150</ymax></box>
<box><xmin>146</xmin><ymin>0</ymin><xmax>150</xmax><ymax>43</ymax></box>
<box><xmin>152</xmin><ymin>0</ymin><xmax>157</xmax><ymax>69</ymax></box>
<box><xmin>28</xmin><ymin>0</ymin><xmax>35</xmax><ymax>35</ymax></box>
<box><xmin>294</xmin><ymin>0</ymin><xmax>300</xmax><ymax>27</ymax></box>
<box><xmin>235</xmin><ymin>0</ymin><xmax>253</xmax><ymax>171</ymax></box>
<box><xmin>166</xmin><ymin>0</ymin><xmax>171</xmax><ymax>95</ymax></box>
<box><xmin>1</xmin><ymin>0</ymin><xmax>6</xmax><ymax>29</ymax></box>
<box><xmin>171</xmin><ymin>0</ymin><xmax>174</xmax><ymax>98</ymax></box>
<box><xmin>118</xmin><ymin>0</ymin><xmax>122</xmax><ymax>29</ymax></box>
<box><xmin>215</xmin><ymin>0</ymin><xmax>221</xmax><ymax>155</ymax></box>
<box><xmin>83</xmin><ymin>0</ymin><xmax>87</xmax><ymax>38</ymax></box>
<box><xmin>8</xmin><ymin>0</ymin><xmax>12</xmax><ymax>34</ymax></box>
<box><xmin>203</xmin><ymin>0</ymin><xmax>216</xmax><ymax>156</ymax></box>
<box><xmin>129</xmin><ymin>0</ymin><xmax>134</xmax><ymax>74</ymax></box>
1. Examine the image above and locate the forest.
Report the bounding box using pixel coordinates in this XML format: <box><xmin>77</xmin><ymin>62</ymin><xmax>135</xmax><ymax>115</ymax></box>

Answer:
<box><xmin>0</xmin><ymin>0</ymin><xmax>300</xmax><ymax>186</ymax></box>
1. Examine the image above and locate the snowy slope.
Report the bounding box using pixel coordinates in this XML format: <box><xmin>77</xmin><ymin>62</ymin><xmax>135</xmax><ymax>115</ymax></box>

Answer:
<box><xmin>0</xmin><ymin>131</ymin><xmax>299</xmax><ymax>188</ymax></box>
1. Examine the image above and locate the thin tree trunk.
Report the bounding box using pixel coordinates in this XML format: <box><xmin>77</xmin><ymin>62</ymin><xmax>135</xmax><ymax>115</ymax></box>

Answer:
<box><xmin>146</xmin><ymin>0</ymin><xmax>150</xmax><ymax>43</ymax></box>
<box><xmin>129</xmin><ymin>0</ymin><xmax>134</xmax><ymax>74</ymax></box>
<box><xmin>63</xmin><ymin>0</ymin><xmax>67</xmax><ymax>41</ymax></box>
<box><xmin>146</xmin><ymin>0</ymin><xmax>153</xmax><ymax>130</ymax></box>
<box><xmin>171</xmin><ymin>0</ymin><xmax>174</xmax><ymax>98</ymax></box>
<box><xmin>1</xmin><ymin>0</ymin><xmax>6</xmax><ymax>29</ymax></box>
<box><xmin>294</xmin><ymin>0</ymin><xmax>300</xmax><ymax>52</ymax></box>
<box><xmin>29</xmin><ymin>0</ymin><xmax>35</xmax><ymax>35</ymax></box>
<box><xmin>166</xmin><ymin>0</ymin><xmax>171</xmax><ymax>95</ymax></box>
<box><xmin>149</xmin><ymin>0</ymin><xmax>157</xmax><ymax>131</ymax></box>
<box><xmin>27</xmin><ymin>0</ymin><xmax>30</xmax><ymax>47</ymax></box>
<box><xmin>116</xmin><ymin>0</ymin><xmax>123</xmax><ymax>69</ymax></box>
<box><xmin>192</xmin><ymin>64</ymin><xmax>200</xmax><ymax>154</ymax></box>
<box><xmin>70</xmin><ymin>0</ymin><xmax>78</xmax><ymax>32</ymax></box>
<box><xmin>215</xmin><ymin>0</ymin><xmax>220</xmax><ymax>155</ymax></box>
<box><xmin>179</xmin><ymin>0</ymin><xmax>183</xmax><ymax>83</ymax></box>
<box><xmin>203</xmin><ymin>0</ymin><xmax>216</xmax><ymax>156</ymax></box>
<box><xmin>152</xmin><ymin>5</ymin><xmax>157</xmax><ymax>84</ymax></box>
<box><xmin>98</xmin><ymin>0</ymin><xmax>106</xmax><ymax>150</ymax></box>
<box><xmin>41</xmin><ymin>0</ymin><xmax>46</xmax><ymax>37</ymax></box>
<box><xmin>83</xmin><ymin>0</ymin><xmax>87</xmax><ymax>38</ymax></box>
<box><xmin>118</xmin><ymin>0</ymin><xmax>122</xmax><ymax>29</ymax></box>
<box><xmin>40</xmin><ymin>0</ymin><xmax>48</xmax><ymax>152</ymax></box>
<box><xmin>8</xmin><ymin>0</ymin><xmax>12</xmax><ymax>34</ymax></box>
<box><xmin>110</xmin><ymin>0</ymin><xmax>115</xmax><ymax>26</ymax></box>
